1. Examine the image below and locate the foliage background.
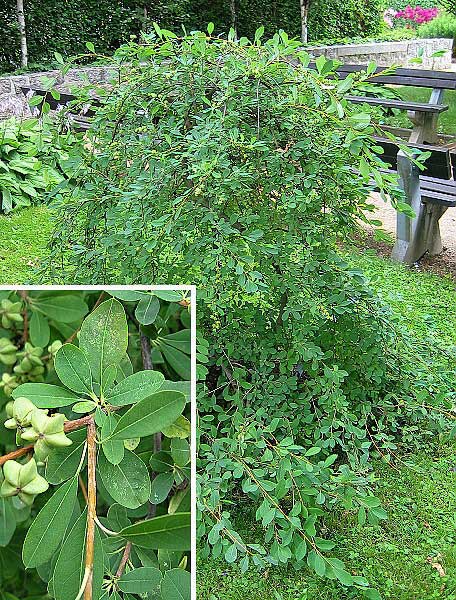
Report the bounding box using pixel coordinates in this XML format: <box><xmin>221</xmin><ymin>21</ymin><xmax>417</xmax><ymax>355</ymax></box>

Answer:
<box><xmin>0</xmin><ymin>0</ymin><xmax>383</xmax><ymax>72</ymax></box>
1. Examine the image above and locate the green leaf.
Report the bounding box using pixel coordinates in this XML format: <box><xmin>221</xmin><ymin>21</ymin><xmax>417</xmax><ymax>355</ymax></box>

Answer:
<box><xmin>54</xmin><ymin>344</ymin><xmax>93</xmax><ymax>395</ymax></box>
<box><xmin>135</xmin><ymin>295</ymin><xmax>160</xmax><ymax>325</ymax></box>
<box><xmin>72</xmin><ymin>400</ymin><xmax>96</xmax><ymax>413</ymax></box>
<box><xmin>108</xmin><ymin>390</ymin><xmax>186</xmax><ymax>440</ymax></box>
<box><xmin>118</xmin><ymin>566</ymin><xmax>162</xmax><ymax>593</ymax></box>
<box><xmin>0</xmin><ymin>499</ymin><xmax>15</xmax><ymax>547</ymax></box>
<box><xmin>98</xmin><ymin>450</ymin><xmax>150</xmax><ymax>509</ymax></box>
<box><xmin>161</xmin><ymin>568</ymin><xmax>191</xmax><ymax>600</ymax></box>
<box><xmin>225</xmin><ymin>544</ymin><xmax>238</xmax><ymax>563</ymax></box>
<box><xmin>45</xmin><ymin>430</ymin><xmax>86</xmax><ymax>484</ymax></box>
<box><xmin>32</xmin><ymin>293</ymin><xmax>88</xmax><ymax>323</ymax></box>
<box><xmin>52</xmin><ymin>509</ymin><xmax>104</xmax><ymax>600</ymax></box>
<box><xmin>29</xmin><ymin>311</ymin><xmax>50</xmax><ymax>347</ymax></box>
<box><xmin>106</xmin><ymin>370</ymin><xmax>165</xmax><ymax>407</ymax></box>
<box><xmin>22</xmin><ymin>476</ymin><xmax>78</xmax><ymax>568</ymax></box>
<box><xmin>314</xmin><ymin>553</ymin><xmax>326</xmax><ymax>577</ymax></box>
<box><xmin>102</xmin><ymin>414</ymin><xmax>125</xmax><ymax>465</ymax></box>
<box><xmin>207</xmin><ymin>22</ymin><xmax>214</xmax><ymax>35</ymax></box>
<box><xmin>150</xmin><ymin>472</ymin><xmax>174</xmax><ymax>505</ymax></box>
<box><xmin>79</xmin><ymin>298</ymin><xmax>128</xmax><ymax>382</ymax></box>
<box><xmin>159</xmin><ymin>380</ymin><xmax>191</xmax><ymax>402</ymax></box>
<box><xmin>363</xmin><ymin>589</ymin><xmax>382</xmax><ymax>600</ymax></box>
<box><xmin>119</xmin><ymin>513</ymin><xmax>190</xmax><ymax>550</ymax></box>
<box><xmin>171</xmin><ymin>439</ymin><xmax>190</xmax><ymax>466</ymax></box>
<box><xmin>160</xmin><ymin>345</ymin><xmax>191</xmax><ymax>380</ymax></box>
<box><xmin>162</xmin><ymin>415</ymin><xmax>190</xmax><ymax>439</ymax></box>
<box><xmin>149</xmin><ymin>451</ymin><xmax>174</xmax><ymax>472</ymax></box>
<box><xmin>153</xmin><ymin>291</ymin><xmax>184</xmax><ymax>302</ymax></box>
<box><xmin>86</xmin><ymin>41</ymin><xmax>95</xmax><ymax>52</ymax></box>
<box><xmin>12</xmin><ymin>383</ymin><xmax>79</xmax><ymax>408</ymax></box>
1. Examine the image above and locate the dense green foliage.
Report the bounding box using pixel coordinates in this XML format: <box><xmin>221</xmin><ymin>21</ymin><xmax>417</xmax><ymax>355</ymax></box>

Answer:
<box><xmin>418</xmin><ymin>11</ymin><xmax>456</xmax><ymax>46</ymax></box>
<box><xmin>38</xmin><ymin>29</ymin><xmax>454</xmax><ymax>597</ymax></box>
<box><xmin>0</xmin><ymin>289</ymin><xmax>192</xmax><ymax>599</ymax></box>
<box><xmin>198</xmin><ymin>251</ymin><xmax>456</xmax><ymax>599</ymax></box>
<box><xmin>0</xmin><ymin>0</ymin><xmax>382</xmax><ymax>72</ymax></box>
<box><xmin>0</xmin><ymin>117</ymin><xmax>76</xmax><ymax>213</ymax></box>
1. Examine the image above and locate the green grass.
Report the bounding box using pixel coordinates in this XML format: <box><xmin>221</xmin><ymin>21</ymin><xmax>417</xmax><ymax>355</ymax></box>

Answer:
<box><xmin>388</xmin><ymin>88</ymin><xmax>456</xmax><ymax>136</ymax></box>
<box><xmin>0</xmin><ymin>206</ymin><xmax>52</xmax><ymax>283</ymax></box>
<box><xmin>198</xmin><ymin>250</ymin><xmax>456</xmax><ymax>600</ymax></box>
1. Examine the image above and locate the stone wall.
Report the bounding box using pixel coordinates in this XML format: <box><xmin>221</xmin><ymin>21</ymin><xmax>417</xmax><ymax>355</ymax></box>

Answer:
<box><xmin>0</xmin><ymin>66</ymin><xmax>116</xmax><ymax>119</ymax></box>
<box><xmin>0</xmin><ymin>39</ymin><xmax>454</xmax><ymax>118</ymax></box>
<box><xmin>308</xmin><ymin>38</ymin><xmax>454</xmax><ymax>70</ymax></box>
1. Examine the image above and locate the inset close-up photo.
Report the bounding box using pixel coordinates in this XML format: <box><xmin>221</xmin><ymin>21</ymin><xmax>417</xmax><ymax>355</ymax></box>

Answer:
<box><xmin>0</xmin><ymin>287</ymin><xmax>194</xmax><ymax>600</ymax></box>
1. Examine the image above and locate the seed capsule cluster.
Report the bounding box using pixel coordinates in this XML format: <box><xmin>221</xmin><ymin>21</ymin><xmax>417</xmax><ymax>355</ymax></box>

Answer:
<box><xmin>0</xmin><ymin>340</ymin><xmax>62</xmax><ymax>397</ymax></box>
<box><xmin>4</xmin><ymin>397</ymin><xmax>72</xmax><ymax>462</ymax></box>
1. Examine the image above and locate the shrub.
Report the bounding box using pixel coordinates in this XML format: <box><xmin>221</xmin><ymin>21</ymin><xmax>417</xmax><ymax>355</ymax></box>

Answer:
<box><xmin>41</xmin><ymin>28</ymin><xmax>452</xmax><ymax>595</ymax></box>
<box><xmin>417</xmin><ymin>10</ymin><xmax>456</xmax><ymax>41</ymax></box>
<box><xmin>393</xmin><ymin>4</ymin><xmax>439</xmax><ymax>27</ymax></box>
<box><xmin>0</xmin><ymin>289</ymin><xmax>192</xmax><ymax>599</ymax></box>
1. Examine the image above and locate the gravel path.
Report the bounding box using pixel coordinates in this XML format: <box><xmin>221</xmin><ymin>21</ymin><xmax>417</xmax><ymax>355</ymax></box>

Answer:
<box><xmin>363</xmin><ymin>193</ymin><xmax>456</xmax><ymax>279</ymax></box>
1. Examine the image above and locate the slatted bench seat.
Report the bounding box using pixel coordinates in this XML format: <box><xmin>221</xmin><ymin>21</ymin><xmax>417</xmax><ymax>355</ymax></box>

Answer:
<box><xmin>346</xmin><ymin>95</ymin><xmax>448</xmax><ymax>115</ymax></box>
<box><xmin>308</xmin><ymin>62</ymin><xmax>456</xmax><ymax>145</ymax></box>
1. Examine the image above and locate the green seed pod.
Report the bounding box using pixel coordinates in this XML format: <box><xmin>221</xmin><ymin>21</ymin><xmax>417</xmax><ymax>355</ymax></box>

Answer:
<box><xmin>0</xmin><ymin>300</ymin><xmax>23</xmax><ymax>329</ymax></box>
<box><xmin>5</xmin><ymin>401</ymin><xmax>14</xmax><ymax>418</ymax></box>
<box><xmin>0</xmin><ymin>458</ymin><xmax>48</xmax><ymax>505</ymax></box>
<box><xmin>26</xmin><ymin>411</ymin><xmax>72</xmax><ymax>460</ymax></box>
<box><xmin>48</xmin><ymin>340</ymin><xmax>63</xmax><ymax>355</ymax></box>
<box><xmin>4</xmin><ymin>397</ymin><xmax>40</xmax><ymax>432</ymax></box>
<box><xmin>0</xmin><ymin>373</ymin><xmax>18</xmax><ymax>396</ymax></box>
<box><xmin>0</xmin><ymin>337</ymin><xmax>18</xmax><ymax>366</ymax></box>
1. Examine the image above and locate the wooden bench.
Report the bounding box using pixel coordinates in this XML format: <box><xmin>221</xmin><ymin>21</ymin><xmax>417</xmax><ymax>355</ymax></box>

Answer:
<box><xmin>21</xmin><ymin>86</ymin><xmax>95</xmax><ymax>130</ymax></box>
<box><xmin>371</xmin><ymin>138</ymin><xmax>456</xmax><ymax>263</ymax></box>
<box><xmin>314</xmin><ymin>63</ymin><xmax>456</xmax><ymax>145</ymax></box>
<box><xmin>323</xmin><ymin>63</ymin><xmax>456</xmax><ymax>263</ymax></box>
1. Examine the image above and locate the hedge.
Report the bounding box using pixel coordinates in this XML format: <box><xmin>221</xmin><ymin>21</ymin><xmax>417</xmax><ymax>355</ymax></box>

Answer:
<box><xmin>0</xmin><ymin>0</ymin><xmax>382</xmax><ymax>73</ymax></box>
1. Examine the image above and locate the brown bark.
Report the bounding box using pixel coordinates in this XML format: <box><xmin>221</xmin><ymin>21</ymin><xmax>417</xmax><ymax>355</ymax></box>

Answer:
<box><xmin>83</xmin><ymin>419</ymin><xmax>97</xmax><ymax>600</ymax></box>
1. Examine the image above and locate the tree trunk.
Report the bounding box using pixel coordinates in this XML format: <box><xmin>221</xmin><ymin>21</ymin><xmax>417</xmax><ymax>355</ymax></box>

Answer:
<box><xmin>300</xmin><ymin>0</ymin><xmax>309</xmax><ymax>44</ymax></box>
<box><xmin>16</xmin><ymin>0</ymin><xmax>28</xmax><ymax>68</ymax></box>
<box><xmin>229</xmin><ymin>0</ymin><xmax>238</xmax><ymax>39</ymax></box>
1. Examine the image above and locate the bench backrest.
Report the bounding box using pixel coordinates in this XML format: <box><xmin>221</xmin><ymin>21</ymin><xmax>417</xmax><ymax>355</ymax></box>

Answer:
<box><xmin>375</xmin><ymin>137</ymin><xmax>453</xmax><ymax>180</ymax></box>
<box><xmin>20</xmin><ymin>87</ymin><xmax>97</xmax><ymax>117</ymax></box>
<box><xmin>308</xmin><ymin>62</ymin><xmax>456</xmax><ymax>90</ymax></box>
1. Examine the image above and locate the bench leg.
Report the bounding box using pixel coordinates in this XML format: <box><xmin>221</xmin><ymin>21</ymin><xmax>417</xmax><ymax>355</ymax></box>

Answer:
<box><xmin>422</xmin><ymin>203</ymin><xmax>447</xmax><ymax>256</ymax></box>
<box><xmin>391</xmin><ymin>151</ymin><xmax>448</xmax><ymax>264</ymax></box>
<box><xmin>407</xmin><ymin>89</ymin><xmax>444</xmax><ymax>145</ymax></box>
<box><xmin>391</xmin><ymin>150</ymin><xmax>427</xmax><ymax>264</ymax></box>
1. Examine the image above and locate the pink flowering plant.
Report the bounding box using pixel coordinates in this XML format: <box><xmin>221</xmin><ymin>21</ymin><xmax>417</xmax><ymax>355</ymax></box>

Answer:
<box><xmin>393</xmin><ymin>5</ymin><xmax>439</xmax><ymax>27</ymax></box>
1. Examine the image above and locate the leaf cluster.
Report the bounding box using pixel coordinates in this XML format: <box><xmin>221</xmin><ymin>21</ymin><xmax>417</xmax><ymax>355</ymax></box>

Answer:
<box><xmin>0</xmin><ymin>289</ymin><xmax>193</xmax><ymax>600</ymax></box>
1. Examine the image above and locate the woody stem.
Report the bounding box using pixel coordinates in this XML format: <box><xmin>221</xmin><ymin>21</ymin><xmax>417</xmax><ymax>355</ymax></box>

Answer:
<box><xmin>83</xmin><ymin>418</ymin><xmax>97</xmax><ymax>600</ymax></box>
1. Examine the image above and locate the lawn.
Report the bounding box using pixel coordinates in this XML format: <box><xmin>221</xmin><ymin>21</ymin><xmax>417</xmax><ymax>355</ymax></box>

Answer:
<box><xmin>389</xmin><ymin>87</ymin><xmax>456</xmax><ymax>136</ymax></box>
<box><xmin>198</xmin><ymin>249</ymin><xmax>456</xmax><ymax>600</ymax></box>
<box><xmin>0</xmin><ymin>206</ymin><xmax>51</xmax><ymax>284</ymax></box>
